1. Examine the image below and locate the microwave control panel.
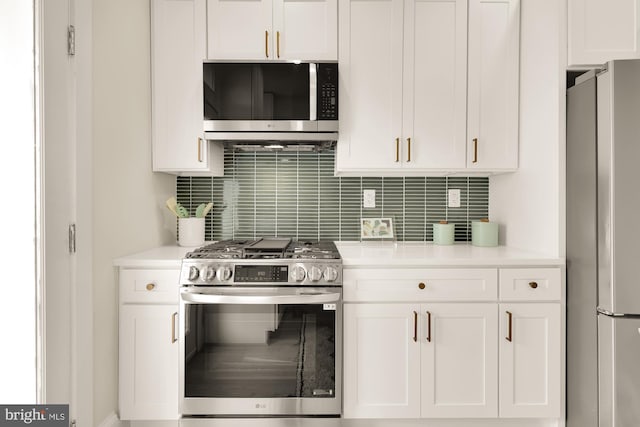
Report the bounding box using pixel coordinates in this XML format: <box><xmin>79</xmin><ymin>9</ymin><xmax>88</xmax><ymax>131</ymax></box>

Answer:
<box><xmin>318</xmin><ymin>63</ymin><xmax>338</xmax><ymax>120</ymax></box>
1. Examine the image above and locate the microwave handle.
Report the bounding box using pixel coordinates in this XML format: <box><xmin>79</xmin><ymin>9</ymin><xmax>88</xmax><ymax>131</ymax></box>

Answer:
<box><xmin>181</xmin><ymin>290</ymin><xmax>341</xmax><ymax>305</ymax></box>
<box><xmin>310</xmin><ymin>63</ymin><xmax>317</xmax><ymax>121</ymax></box>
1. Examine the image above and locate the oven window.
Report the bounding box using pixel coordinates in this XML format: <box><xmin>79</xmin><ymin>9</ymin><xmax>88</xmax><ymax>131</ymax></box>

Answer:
<box><xmin>184</xmin><ymin>303</ymin><xmax>336</xmax><ymax>398</ymax></box>
<box><xmin>203</xmin><ymin>63</ymin><xmax>311</xmax><ymax>121</ymax></box>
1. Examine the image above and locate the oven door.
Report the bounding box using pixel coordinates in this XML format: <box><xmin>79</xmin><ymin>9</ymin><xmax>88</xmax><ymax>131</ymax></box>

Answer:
<box><xmin>179</xmin><ymin>286</ymin><xmax>342</xmax><ymax>416</ymax></box>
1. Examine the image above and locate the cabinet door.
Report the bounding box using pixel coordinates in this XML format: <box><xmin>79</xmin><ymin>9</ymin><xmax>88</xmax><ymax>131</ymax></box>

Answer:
<box><xmin>499</xmin><ymin>303</ymin><xmax>561</xmax><ymax>418</ymax></box>
<box><xmin>151</xmin><ymin>0</ymin><xmax>222</xmax><ymax>174</ymax></box>
<box><xmin>402</xmin><ymin>0</ymin><xmax>467</xmax><ymax>169</ymax></box>
<box><xmin>119</xmin><ymin>304</ymin><xmax>180</xmax><ymax>420</ymax></box>
<box><xmin>343</xmin><ymin>303</ymin><xmax>421</xmax><ymax>418</ymax></box>
<box><xmin>569</xmin><ymin>0</ymin><xmax>640</xmax><ymax>66</ymax></box>
<box><xmin>467</xmin><ymin>0</ymin><xmax>519</xmax><ymax>170</ymax></box>
<box><xmin>336</xmin><ymin>0</ymin><xmax>404</xmax><ymax>172</ymax></box>
<box><xmin>421</xmin><ymin>303</ymin><xmax>498</xmax><ymax>418</ymax></box>
<box><xmin>273</xmin><ymin>0</ymin><xmax>337</xmax><ymax>60</ymax></box>
<box><xmin>207</xmin><ymin>0</ymin><xmax>273</xmax><ymax>60</ymax></box>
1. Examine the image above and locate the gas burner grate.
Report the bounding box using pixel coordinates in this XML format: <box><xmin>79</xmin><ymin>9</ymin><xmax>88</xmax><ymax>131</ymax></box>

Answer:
<box><xmin>185</xmin><ymin>238</ymin><xmax>341</xmax><ymax>260</ymax></box>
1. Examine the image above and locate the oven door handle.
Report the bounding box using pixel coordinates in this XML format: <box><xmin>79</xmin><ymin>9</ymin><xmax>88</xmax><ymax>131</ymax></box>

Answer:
<box><xmin>180</xmin><ymin>290</ymin><xmax>341</xmax><ymax>305</ymax></box>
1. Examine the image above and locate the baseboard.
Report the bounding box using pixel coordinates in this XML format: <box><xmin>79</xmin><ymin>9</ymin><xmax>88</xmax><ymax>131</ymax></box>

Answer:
<box><xmin>97</xmin><ymin>412</ymin><xmax>127</xmax><ymax>427</ymax></box>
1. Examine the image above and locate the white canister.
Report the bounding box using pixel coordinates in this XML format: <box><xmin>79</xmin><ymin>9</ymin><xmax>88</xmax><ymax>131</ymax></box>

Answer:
<box><xmin>178</xmin><ymin>217</ymin><xmax>205</xmax><ymax>247</ymax></box>
<box><xmin>433</xmin><ymin>222</ymin><xmax>455</xmax><ymax>245</ymax></box>
<box><xmin>471</xmin><ymin>219</ymin><xmax>499</xmax><ymax>247</ymax></box>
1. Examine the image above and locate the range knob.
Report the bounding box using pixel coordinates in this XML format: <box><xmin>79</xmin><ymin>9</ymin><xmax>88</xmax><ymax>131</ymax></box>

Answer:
<box><xmin>200</xmin><ymin>266</ymin><xmax>216</xmax><ymax>282</ymax></box>
<box><xmin>217</xmin><ymin>266</ymin><xmax>232</xmax><ymax>281</ymax></box>
<box><xmin>291</xmin><ymin>265</ymin><xmax>307</xmax><ymax>282</ymax></box>
<box><xmin>188</xmin><ymin>266</ymin><xmax>200</xmax><ymax>281</ymax></box>
<box><xmin>308</xmin><ymin>266</ymin><xmax>323</xmax><ymax>282</ymax></box>
<box><xmin>324</xmin><ymin>266</ymin><xmax>338</xmax><ymax>282</ymax></box>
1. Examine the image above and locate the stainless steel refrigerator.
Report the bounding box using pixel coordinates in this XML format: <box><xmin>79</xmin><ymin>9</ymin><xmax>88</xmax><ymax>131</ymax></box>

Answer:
<box><xmin>567</xmin><ymin>59</ymin><xmax>640</xmax><ymax>427</ymax></box>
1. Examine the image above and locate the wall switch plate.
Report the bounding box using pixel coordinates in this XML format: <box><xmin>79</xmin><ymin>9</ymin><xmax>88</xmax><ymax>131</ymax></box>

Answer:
<box><xmin>448</xmin><ymin>189</ymin><xmax>461</xmax><ymax>208</ymax></box>
<box><xmin>363</xmin><ymin>189</ymin><xmax>376</xmax><ymax>208</ymax></box>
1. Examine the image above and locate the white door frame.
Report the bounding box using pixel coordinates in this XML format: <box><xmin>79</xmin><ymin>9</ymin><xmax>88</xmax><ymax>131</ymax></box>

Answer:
<box><xmin>37</xmin><ymin>0</ymin><xmax>93</xmax><ymax>425</ymax></box>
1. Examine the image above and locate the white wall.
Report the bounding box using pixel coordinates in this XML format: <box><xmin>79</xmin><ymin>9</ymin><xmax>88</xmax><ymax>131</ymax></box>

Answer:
<box><xmin>489</xmin><ymin>0</ymin><xmax>566</xmax><ymax>257</ymax></box>
<box><xmin>93</xmin><ymin>0</ymin><xmax>175</xmax><ymax>424</ymax></box>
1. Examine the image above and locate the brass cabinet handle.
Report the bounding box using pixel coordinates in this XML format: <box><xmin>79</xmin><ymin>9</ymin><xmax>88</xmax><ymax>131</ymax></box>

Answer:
<box><xmin>197</xmin><ymin>137</ymin><xmax>204</xmax><ymax>162</ymax></box>
<box><xmin>265</xmin><ymin>30</ymin><xmax>269</xmax><ymax>58</ymax></box>
<box><xmin>472</xmin><ymin>138</ymin><xmax>478</xmax><ymax>163</ymax></box>
<box><xmin>426</xmin><ymin>311</ymin><xmax>432</xmax><ymax>342</ymax></box>
<box><xmin>418</xmin><ymin>282</ymin><xmax>425</xmax><ymax>290</ymax></box>
<box><xmin>413</xmin><ymin>311</ymin><xmax>418</xmax><ymax>342</ymax></box>
<box><xmin>171</xmin><ymin>312</ymin><xmax>178</xmax><ymax>343</ymax></box>
<box><xmin>395</xmin><ymin>138</ymin><xmax>400</xmax><ymax>162</ymax></box>
<box><xmin>506</xmin><ymin>311</ymin><xmax>513</xmax><ymax>342</ymax></box>
<box><xmin>407</xmin><ymin>137</ymin><xmax>411</xmax><ymax>162</ymax></box>
<box><xmin>276</xmin><ymin>31</ymin><xmax>280</xmax><ymax>58</ymax></box>
<box><xmin>529</xmin><ymin>281</ymin><xmax>538</xmax><ymax>289</ymax></box>
<box><xmin>146</xmin><ymin>283</ymin><xmax>155</xmax><ymax>291</ymax></box>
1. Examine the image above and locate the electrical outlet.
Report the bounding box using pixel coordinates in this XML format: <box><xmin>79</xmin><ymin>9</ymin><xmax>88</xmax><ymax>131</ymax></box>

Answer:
<box><xmin>363</xmin><ymin>189</ymin><xmax>376</xmax><ymax>208</ymax></box>
<box><xmin>448</xmin><ymin>189</ymin><xmax>461</xmax><ymax>208</ymax></box>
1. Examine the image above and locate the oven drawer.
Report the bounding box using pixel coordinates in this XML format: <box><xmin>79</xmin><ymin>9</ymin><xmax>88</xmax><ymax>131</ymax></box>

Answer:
<box><xmin>120</xmin><ymin>268</ymin><xmax>180</xmax><ymax>304</ymax></box>
<box><xmin>343</xmin><ymin>268</ymin><xmax>498</xmax><ymax>302</ymax></box>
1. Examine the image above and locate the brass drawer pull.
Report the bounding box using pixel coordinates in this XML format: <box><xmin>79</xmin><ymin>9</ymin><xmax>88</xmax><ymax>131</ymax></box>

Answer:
<box><xmin>472</xmin><ymin>138</ymin><xmax>478</xmax><ymax>163</ymax></box>
<box><xmin>407</xmin><ymin>137</ymin><xmax>411</xmax><ymax>162</ymax></box>
<box><xmin>265</xmin><ymin>30</ymin><xmax>269</xmax><ymax>58</ymax></box>
<box><xmin>395</xmin><ymin>138</ymin><xmax>400</xmax><ymax>162</ymax></box>
<box><xmin>426</xmin><ymin>311</ymin><xmax>432</xmax><ymax>342</ymax></box>
<box><xmin>197</xmin><ymin>137</ymin><xmax>204</xmax><ymax>162</ymax></box>
<box><xmin>413</xmin><ymin>311</ymin><xmax>418</xmax><ymax>342</ymax></box>
<box><xmin>277</xmin><ymin>31</ymin><xmax>281</xmax><ymax>58</ymax></box>
<box><xmin>146</xmin><ymin>283</ymin><xmax>155</xmax><ymax>291</ymax></box>
<box><xmin>529</xmin><ymin>281</ymin><xmax>538</xmax><ymax>289</ymax></box>
<box><xmin>171</xmin><ymin>312</ymin><xmax>178</xmax><ymax>343</ymax></box>
<box><xmin>506</xmin><ymin>311</ymin><xmax>513</xmax><ymax>342</ymax></box>
<box><xmin>418</xmin><ymin>282</ymin><xmax>425</xmax><ymax>290</ymax></box>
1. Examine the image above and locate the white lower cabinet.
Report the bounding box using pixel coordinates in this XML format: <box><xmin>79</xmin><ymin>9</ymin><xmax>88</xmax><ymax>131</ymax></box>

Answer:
<box><xmin>119</xmin><ymin>304</ymin><xmax>180</xmax><ymax>420</ymax></box>
<box><xmin>343</xmin><ymin>267</ymin><xmax>563</xmax><ymax>421</ymax></box>
<box><xmin>498</xmin><ymin>303</ymin><xmax>561</xmax><ymax>418</ymax></box>
<box><xmin>119</xmin><ymin>267</ymin><xmax>181</xmax><ymax>421</ymax></box>
<box><xmin>421</xmin><ymin>303</ymin><xmax>498</xmax><ymax>418</ymax></box>
<box><xmin>344</xmin><ymin>303</ymin><xmax>498</xmax><ymax>418</ymax></box>
<box><xmin>343</xmin><ymin>304</ymin><xmax>421</xmax><ymax>418</ymax></box>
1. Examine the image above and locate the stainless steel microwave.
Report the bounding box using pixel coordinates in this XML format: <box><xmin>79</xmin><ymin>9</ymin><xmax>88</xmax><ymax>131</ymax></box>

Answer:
<box><xmin>203</xmin><ymin>62</ymin><xmax>338</xmax><ymax>142</ymax></box>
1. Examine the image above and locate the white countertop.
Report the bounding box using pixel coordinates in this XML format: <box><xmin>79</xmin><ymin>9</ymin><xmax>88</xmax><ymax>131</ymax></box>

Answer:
<box><xmin>113</xmin><ymin>245</ymin><xmax>194</xmax><ymax>268</ymax></box>
<box><xmin>114</xmin><ymin>242</ymin><xmax>564</xmax><ymax>268</ymax></box>
<box><xmin>335</xmin><ymin>241</ymin><xmax>564</xmax><ymax>267</ymax></box>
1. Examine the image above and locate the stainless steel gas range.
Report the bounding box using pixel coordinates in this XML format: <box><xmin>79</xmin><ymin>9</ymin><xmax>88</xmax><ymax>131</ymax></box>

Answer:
<box><xmin>178</xmin><ymin>238</ymin><xmax>342</xmax><ymax>417</ymax></box>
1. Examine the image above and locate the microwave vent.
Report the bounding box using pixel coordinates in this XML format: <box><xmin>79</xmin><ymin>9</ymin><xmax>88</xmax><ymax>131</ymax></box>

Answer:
<box><xmin>225</xmin><ymin>141</ymin><xmax>335</xmax><ymax>152</ymax></box>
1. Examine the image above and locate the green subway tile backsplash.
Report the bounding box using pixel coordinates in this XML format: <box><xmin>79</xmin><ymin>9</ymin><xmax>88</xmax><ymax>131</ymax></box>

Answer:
<box><xmin>176</xmin><ymin>149</ymin><xmax>489</xmax><ymax>241</ymax></box>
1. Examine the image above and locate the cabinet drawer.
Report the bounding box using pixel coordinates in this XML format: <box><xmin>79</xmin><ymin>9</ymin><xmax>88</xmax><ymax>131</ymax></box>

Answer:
<box><xmin>499</xmin><ymin>268</ymin><xmax>562</xmax><ymax>301</ymax></box>
<box><xmin>343</xmin><ymin>268</ymin><xmax>498</xmax><ymax>302</ymax></box>
<box><xmin>120</xmin><ymin>269</ymin><xmax>180</xmax><ymax>304</ymax></box>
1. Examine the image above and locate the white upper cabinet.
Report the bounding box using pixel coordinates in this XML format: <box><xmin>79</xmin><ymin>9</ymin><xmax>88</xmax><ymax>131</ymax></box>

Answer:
<box><xmin>336</xmin><ymin>0</ymin><xmax>404</xmax><ymax>171</ymax></box>
<box><xmin>466</xmin><ymin>0</ymin><xmax>519</xmax><ymax>170</ymax></box>
<box><xmin>151</xmin><ymin>0</ymin><xmax>223</xmax><ymax>175</ymax></box>
<box><xmin>207</xmin><ymin>0</ymin><xmax>337</xmax><ymax>60</ymax></box>
<box><xmin>337</xmin><ymin>0</ymin><xmax>519</xmax><ymax>175</ymax></box>
<box><xmin>403</xmin><ymin>0</ymin><xmax>468</xmax><ymax>170</ymax></box>
<box><xmin>569</xmin><ymin>0</ymin><xmax>640</xmax><ymax>66</ymax></box>
<box><xmin>337</xmin><ymin>0</ymin><xmax>467</xmax><ymax>173</ymax></box>
<box><xmin>207</xmin><ymin>0</ymin><xmax>272</xmax><ymax>60</ymax></box>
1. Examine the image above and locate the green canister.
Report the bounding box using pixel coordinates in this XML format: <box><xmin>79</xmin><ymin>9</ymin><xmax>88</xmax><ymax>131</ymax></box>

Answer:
<box><xmin>433</xmin><ymin>221</ymin><xmax>455</xmax><ymax>245</ymax></box>
<box><xmin>471</xmin><ymin>219</ymin><xmax>498</xmax><ymax>247</ymax></box>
